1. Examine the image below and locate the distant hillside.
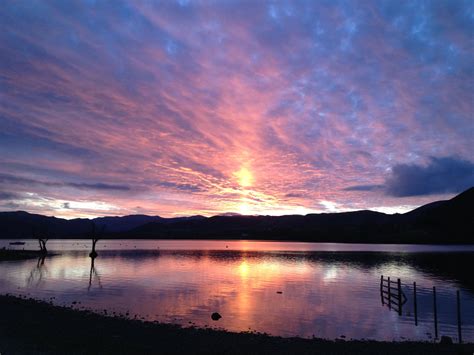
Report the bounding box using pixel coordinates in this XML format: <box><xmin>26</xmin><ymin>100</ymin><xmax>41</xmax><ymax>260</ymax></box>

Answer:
<box><xmin>129</xmin><ymin>210</ymin><xmax>394</xmax><ymax>242</ymax></box>
<box><xmin>126</xmin><ymin>187</ymin><xmax>473</xmax><ymax>243</ymax></box>
<box><xmin>0</xmin><ymin>187</ymin><xmax>472</xmax><ymax>244</ymax></box>
<box><xmin>0</xmin><ymin>211</ymin><xmax>92</xmax><ymax>238</ymax></box>
<box><xmin>93</xmin><ymin>215</ymin><xmax>164</xmax><ymax>233</ymax></box>
<box><xmin>0</xmin><ymin>212</ymin><xmax>206</xmax><ymax>238</ymax></box>
<box><xmin>399</xmin><ymin>186</ymin><xmax>473</xmax><ymax>239</ymax></box>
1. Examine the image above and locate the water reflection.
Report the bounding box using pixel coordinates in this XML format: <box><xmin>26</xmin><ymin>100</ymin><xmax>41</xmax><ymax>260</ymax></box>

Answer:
<box><xmin>88</xmin><ymin>256</ymin><xmax>102</xmax><ymax>291</ymax></box>
<box><xmin>26</xmin><ymin>255</ymin><xmax>47</xmax><ymax>287</ymax></box>
<box><xmin>0</xmin><ymin>242</ymin><xmax>472</xmax><ymax>342</ymax></box>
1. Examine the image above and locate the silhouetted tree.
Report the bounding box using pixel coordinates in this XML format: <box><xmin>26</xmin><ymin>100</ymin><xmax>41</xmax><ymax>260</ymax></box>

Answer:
<box><xmin>89</xmin><ymin>222</ymin><xmax>105</xmax><ymax>259</ymax></box>
<box><xmin>32</xmin><ymin>225</ymin><xmax>49</xmax><ymax>255</ymax></box>
<box><xmin>38</xmin><ymin>238</ymin><xmax>48</xmax><ymax>254</ymax></box>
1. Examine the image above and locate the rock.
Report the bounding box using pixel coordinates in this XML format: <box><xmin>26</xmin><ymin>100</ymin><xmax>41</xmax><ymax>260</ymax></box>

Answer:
<box><xmin>439</xmin><ymin>336</ymin><xmax>453</xmax><ymax>345</ymax></box>
<box><xmin>211</xmin><ymin>312</ymin><xmax>222</xmax><ymax>321</ymax></box>
<box><xmin>276</xmin><ymin>291</ymin><xmax>283</xmax><ymax>294</ymax></box>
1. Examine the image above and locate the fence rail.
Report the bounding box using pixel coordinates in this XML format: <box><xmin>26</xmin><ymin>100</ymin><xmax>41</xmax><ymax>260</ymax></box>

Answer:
<box><xmin>380</xmin><ymin>275</ymin><xmax>463</xmax><ymax>344</ymax></box>
<box><xmin>380</xmin><ymin>276</ymin><xmax>406</xmax><ymax>315</ymax></box>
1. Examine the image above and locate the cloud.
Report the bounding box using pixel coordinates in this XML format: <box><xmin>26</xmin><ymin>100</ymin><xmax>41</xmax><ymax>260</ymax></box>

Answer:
<box><xmin>343</xmin><ymin>185</ymin><xmax>383</xmax><ymax>192</ymax></box>
<box><xmin>0</xmin><ymin>1</ymin><xmax>472</xmax><ymax>217</ymax></box>
<box><xmin>0</xmin><ymin>174</ymin><xmax>131</xmax><ymax>191</ymax></box>
<box><xmin>156</xmin><ymin>181</ymin><xmax>203</xmax><ymax>192</ymax></box>
<box><xmin>0</xmin><ymin>202</ymin><xmax>21</xmax><ymax>209</ymax></box>
<box><xmin>68</xmin><ymin>182</ymin><xmax>131</xmax><ymax>191</ymax></box>
<box><xmin>0</xmin><ymin>191</ymin><xmax>19</xmax><ymax>200</ymax></box>
<box><xmin>385</xmin><ymin>157</ymin><xmax>474</xmax><ymax>197</ymax></box>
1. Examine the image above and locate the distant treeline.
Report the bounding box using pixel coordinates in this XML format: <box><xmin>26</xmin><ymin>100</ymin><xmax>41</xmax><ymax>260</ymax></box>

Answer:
<box><xmin>0</xmin><ymin>187</ymin><xmax>472</xmax><ymax>244</ymax></box>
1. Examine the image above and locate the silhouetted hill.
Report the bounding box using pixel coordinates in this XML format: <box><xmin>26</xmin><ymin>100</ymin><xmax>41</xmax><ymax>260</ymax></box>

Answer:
<box><xmin>403</xmin><ymin>200</ymin><xmax>447</xmax><ymax>219</ymax></box>
<box><xmin>94</xmin><ymin>215</ymin><xmax>208</xmax><ymax>232</ymax></box>
<box><xmin>400</xmin><ymin>186</ymin><xmax>474</xmax><ymax>239</ymax></box>
<box><xmin>120</xmin><ymin>189</ymin><xmax>473</xmax><ymax>243</ymax></box>
<box><xmin>129</xmin><ymin>210</ymin><xmax>393</xmax><ymax>242</ymax></box>
<box><xmin>94</xmin><ymin>215</ymin><xmax>164</xmax><ymax>233</ymax></box>
<box><xmin>0</xmin><ymin>211</ymin><xmax>91</xmax><ymax>238</ymax></box>
<box><xmin>0</xmin><ymin>187</ymin><xmax>472</xmax><ymax>243</ymax></box>
<box><xmin>0</xmin><ymin>212</ymin><xmax>206</xmax><ymax>238</ymax></box>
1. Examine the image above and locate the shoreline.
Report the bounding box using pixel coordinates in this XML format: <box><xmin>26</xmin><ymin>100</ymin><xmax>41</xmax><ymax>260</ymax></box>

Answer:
<box><xmin>0</xmin><ymin>249</ymin><xmax>51</xmax><ymax>261</ymax></box>
<box><xmin>2</xmin><ymin>237</ymin><xmax>474</xmax><ymax>245</ymax></box>
<box><xmin>0</xmin><ymin>295</ymin><xmax>472</xmax><ymax>354</ymax></box>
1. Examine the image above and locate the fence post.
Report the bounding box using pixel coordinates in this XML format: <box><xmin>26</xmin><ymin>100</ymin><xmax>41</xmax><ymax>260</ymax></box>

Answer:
<box><xmin>380</xmin><ymin>275</ymin><xmax>384</xmax><ymax>305</ymax></box>
<box><xmin>433</xmin><ymin>286</ymin><xmax>438</xmax><ymax>339</ymax></box>
<box><xmin>414</xmin><ymin>282</ymin><xmax>418</xmax><ymax>326</ymax></box>
<box><xmin>388</xmin><ymin>277</ymin><xmax>391</xmax><ymax>309</ymax></box>
<box><xmin>397</xmin><ymin>278</ymin><xmax>402</xmax><ymax>316</ymax></box>
<box><xmin>457</xmin><ymin>290</ymin><xmax>462</xmax><ymax>344</ymax></box>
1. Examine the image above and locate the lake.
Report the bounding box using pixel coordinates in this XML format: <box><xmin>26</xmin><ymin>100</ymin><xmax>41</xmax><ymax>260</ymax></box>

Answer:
<box><xmin>1</xmin><ymin>239</ymin><xmax>473</xmax><ymax>342</ymax></box>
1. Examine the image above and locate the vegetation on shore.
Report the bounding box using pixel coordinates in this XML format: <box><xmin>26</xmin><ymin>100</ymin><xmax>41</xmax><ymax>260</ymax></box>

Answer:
<box><xmin>0</xmin><ymin>295</ymin><xmax>472</xmax><ymax>354</ymax></box>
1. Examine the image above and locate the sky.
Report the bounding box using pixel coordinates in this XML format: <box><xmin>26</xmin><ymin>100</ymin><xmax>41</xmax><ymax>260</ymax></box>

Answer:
<box><xmin>1</xmin><ymin>0</ymin><xmax>473</xmax><ymax>219</ymax></box>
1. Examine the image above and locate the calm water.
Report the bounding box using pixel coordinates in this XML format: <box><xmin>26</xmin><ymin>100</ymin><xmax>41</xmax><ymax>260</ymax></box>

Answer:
<box><xmin>1</xmin><ymin>239</ymin><xmax>473</xmax><ymax>342</ymax></box>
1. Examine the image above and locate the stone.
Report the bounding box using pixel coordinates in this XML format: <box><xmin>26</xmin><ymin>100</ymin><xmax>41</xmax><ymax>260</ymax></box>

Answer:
<box><xmin>211</xmin><ymin>312</ymin><xmax>222</xmax><ymax>321</ymax></box>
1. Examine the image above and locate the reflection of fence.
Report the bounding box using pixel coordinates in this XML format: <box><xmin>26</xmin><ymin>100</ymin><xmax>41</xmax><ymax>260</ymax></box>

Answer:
<box><xmin>380</xmin><ymin>275</ymin><xmax>407</xmax><ymax>315</ymax></box>
<box><xmin>380</xmin><ymin>275</ymin><xmax>463</xmax><ymax>344</ymax></box>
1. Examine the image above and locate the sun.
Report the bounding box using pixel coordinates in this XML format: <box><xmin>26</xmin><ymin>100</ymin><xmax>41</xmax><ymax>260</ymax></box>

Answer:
<box><xmin>239</xmin><ymin>202</ymin><xmax>251</xmax><ymax>215</ymax></box>
<box><xmin>234</xmin><ymin>167</ymin><xmax>254</xmax><ymax>187</ymax></box>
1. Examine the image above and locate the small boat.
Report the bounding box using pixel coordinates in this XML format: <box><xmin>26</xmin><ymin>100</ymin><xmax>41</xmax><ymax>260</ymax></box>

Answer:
<box><xmin>9</xmin><ymin>241</ymin><xmax>25</xmax><ymax>245</ymax></box>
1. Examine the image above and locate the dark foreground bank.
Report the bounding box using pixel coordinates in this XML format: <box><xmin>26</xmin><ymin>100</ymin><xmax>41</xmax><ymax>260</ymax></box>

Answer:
<box><xmin>0</xmin><ymin>295</ymin><xmax>472</xmax><ymax>355</ymax></box>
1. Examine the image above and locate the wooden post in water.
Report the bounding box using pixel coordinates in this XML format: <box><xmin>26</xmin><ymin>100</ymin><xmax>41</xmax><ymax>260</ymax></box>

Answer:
<box><xmin>397</xmin><ymin>278</ymin><xmax>402</xmax><ymax>316</ymax></box>
<box><xmin>457</xmin><ymin>290</ymin><xmax>462</xmax><ymax>344</ymax></box>
<box><xmin>414</xmin><ymin>282</ymin><xmax>418</xmax><ymax>326</ymax></box>
<box><xmin>388</xmin><ymin>277</ymin><xmax>391</xmax><ymax>309</ymax></box>
<box><xmin>380</xmin><ymin>276</ymin><xmax>384</xmax><ymax>304</ymax></box>
<box><xmin>380</xmin><ymin>275</ymin><xmax>384</xmax><ymax>305</ymax></box>
<box><xmin>433</xmin><ymin>286</ymin><xmax>438</xmax><ymax>339</ymax></box>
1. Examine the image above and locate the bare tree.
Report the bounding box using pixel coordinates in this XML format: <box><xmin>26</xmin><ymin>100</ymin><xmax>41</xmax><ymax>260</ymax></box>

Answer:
<box><xmin>89</xmin><ymin>222</ymin><xmax>105</xmax><ymax>259</ymax></box>
<box><xmin>38</xmin><ymin>238</ymin><xmax>49</xmax><ymax>254</ymax></box>
<box><xmin>32</xmin><ymin>226</ymin><xmax>49</xmax><ymax>255</ymax></box>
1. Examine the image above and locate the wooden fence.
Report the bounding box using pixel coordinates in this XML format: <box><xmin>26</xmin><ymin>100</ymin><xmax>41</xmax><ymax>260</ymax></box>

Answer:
<box><xmin>380</xmin><ymin>275</ymin><xmax>463</xmax><ymax>344</ymax></box>
<box><xmin>380</xmin><ymin>275</ymin><xmax>407</xmax><ymax>315</ymax></box>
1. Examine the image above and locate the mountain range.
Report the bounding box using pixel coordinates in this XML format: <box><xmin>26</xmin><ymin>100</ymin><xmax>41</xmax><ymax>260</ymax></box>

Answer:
<box><xmin>0</xmin><ymin>187</ymin><xmax>472</xmax><ymax>244</ymax></box>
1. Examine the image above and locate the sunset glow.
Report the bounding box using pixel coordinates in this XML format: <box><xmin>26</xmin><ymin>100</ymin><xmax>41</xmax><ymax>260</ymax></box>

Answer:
<box><xmin>235</xmin><ymin>167</ymin><xmax>254</xmax><ymax>188</ymax></box>
<box><xmin>0</xmin><ymin>1</ymin><xmax>473</xmax><ymax>218</ymax></box>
